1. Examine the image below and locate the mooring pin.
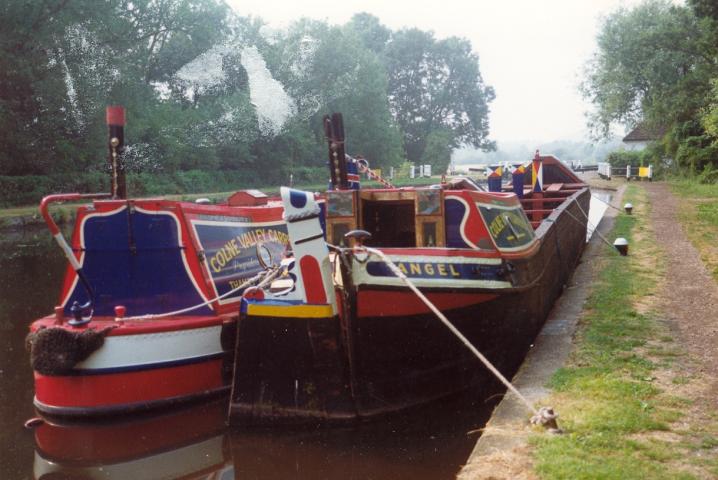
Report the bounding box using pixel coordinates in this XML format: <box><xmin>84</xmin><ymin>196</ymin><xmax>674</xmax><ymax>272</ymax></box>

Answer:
<box><xmin>530</xmin><ymin>406</ymin><xmax>562</xmax><ymax>434</ymax></box>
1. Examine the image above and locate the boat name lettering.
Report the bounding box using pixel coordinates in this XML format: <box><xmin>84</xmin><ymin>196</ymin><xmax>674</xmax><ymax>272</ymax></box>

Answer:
<box><xmin>488</xmin><ymin>215</ymin><xmax>506</xmax><ymax>237</ymax></box>
<box><xmin>366</xmin><ymin>260</ymin><xmax>503</xmax><ymax>281</ymax></box>
<box><xmin>209</xmin><ymin>228</ymin><xmax>290</xmax><ymax>273</ymax></box>
<box><xmin>394</xmin><ymin>262</ymin><xmax>461</xmax><ymax>278</ymax></box>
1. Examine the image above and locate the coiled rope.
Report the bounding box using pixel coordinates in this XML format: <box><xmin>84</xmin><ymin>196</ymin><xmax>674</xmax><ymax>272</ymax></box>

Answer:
<box><xmin>359</xmin><ymin>246</ymin><xmax>561</xmax><ymax>432</ymax></box>
<box><xmin>122</xmin><ymin>266</ymin><xmax>282</xmax><ymax>321</ymax></box>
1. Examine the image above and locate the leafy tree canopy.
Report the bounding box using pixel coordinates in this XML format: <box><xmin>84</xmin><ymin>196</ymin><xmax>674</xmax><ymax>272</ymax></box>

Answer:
<box><xmin>0</xmin><ymin>2</ymin><xmax>493</xmax><ymax>184</ymax></box>
<box><xmin>582</xmin><ymin>0</ymin><xmax>716</xmax><ymax>139</ymax></box>
<box><xmin>384</xmin><ymin>28</ymin><xmax>495</xmax><ymax>163</ymax></box>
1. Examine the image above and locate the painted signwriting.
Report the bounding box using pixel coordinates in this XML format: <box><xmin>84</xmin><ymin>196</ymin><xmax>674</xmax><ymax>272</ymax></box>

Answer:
<box><xmin>366</xmin><ymin>261</ymin><xmax>503</xmax><ymax>281</ymax></box>
<box><xmin>192</xmin><ymin>221</ymin><xmax>290</xmax><ymax>303</ymax></box>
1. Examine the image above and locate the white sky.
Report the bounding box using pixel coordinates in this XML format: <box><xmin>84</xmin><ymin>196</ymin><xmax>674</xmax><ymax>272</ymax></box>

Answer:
<box><xmin>227</xmin><ymin>0</ymin><xmax>643</xmax><ymax>144</ymax></box>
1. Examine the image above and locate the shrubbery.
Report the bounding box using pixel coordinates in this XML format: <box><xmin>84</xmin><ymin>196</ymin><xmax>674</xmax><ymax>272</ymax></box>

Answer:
<box><xmin>606</xmin><ymin>150</ymin><xmax>644</xmax><ymax>168</ymax></box>
<box><xmin>0</xmin><ymin>168</ymin><xmax>328</xmax><ymax>208</ymax></box>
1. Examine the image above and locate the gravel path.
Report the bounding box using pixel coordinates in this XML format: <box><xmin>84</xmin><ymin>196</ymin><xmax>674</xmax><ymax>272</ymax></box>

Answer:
<box><xmin>645</xmin><ymin>182</ymin><xmax>718</xmax><ymax>406</ymax></box>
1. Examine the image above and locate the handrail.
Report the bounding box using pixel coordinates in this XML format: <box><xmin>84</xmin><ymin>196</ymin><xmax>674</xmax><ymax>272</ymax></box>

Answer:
<box><xmin>39</xmin><ymin>192</ymin><xmax>110</xmax><ymax>326</ymax></box>
<box><xmin>39</xmin><ymin>193</ymin><xmax>111</xmax><ymax>235</ymax></box>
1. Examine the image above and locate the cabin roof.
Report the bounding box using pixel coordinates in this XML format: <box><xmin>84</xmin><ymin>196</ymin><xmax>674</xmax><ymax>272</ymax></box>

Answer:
<box><xmin>622</xmin><ymin>123</ymin><xmax>666</xmax><ymax>142</ymax></box>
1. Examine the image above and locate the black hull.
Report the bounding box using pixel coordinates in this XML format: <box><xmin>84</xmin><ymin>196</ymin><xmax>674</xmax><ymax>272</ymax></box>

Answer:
<box><xmin>229</xmin><ymin>189</ymin><xmax>590</xmax><ymax>425</ymax></box>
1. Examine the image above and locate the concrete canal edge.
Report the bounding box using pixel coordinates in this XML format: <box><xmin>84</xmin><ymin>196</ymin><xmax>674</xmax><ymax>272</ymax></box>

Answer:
<box><xmin>458</xmin><ymin>184</ymin><xmax>626</xmax><ymax>479</ymax></box>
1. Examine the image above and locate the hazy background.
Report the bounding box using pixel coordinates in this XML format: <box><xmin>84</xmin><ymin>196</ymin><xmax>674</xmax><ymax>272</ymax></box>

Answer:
<box><xmin>228</xmin><ymin>0</ymin><xmax>643</xmax><ymax>151</ymax></box>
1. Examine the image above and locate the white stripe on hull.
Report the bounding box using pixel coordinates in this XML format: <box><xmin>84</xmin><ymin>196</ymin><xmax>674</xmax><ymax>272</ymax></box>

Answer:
<box><xmin>75</xmin><ymin>325</ymin><xmax>224</xmax><ymax>371</ymax></box>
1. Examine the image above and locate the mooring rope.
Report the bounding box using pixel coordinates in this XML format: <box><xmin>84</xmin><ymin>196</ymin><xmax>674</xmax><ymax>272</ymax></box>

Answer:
<box><xmin>591</xmin><ymin>193</ymin><xmax>624</xmax><ymax>213</ymax></box>
<box><xmin>122</xmin><ymin>267</ymin><xmax>281</xmax><ymax>321</ymax></box>
<box><xmin>356</xmin><ymin>158</ymin><xmax>395</xmax><ymax>189</ymax></box>
<box><xmin>564</xmin><ymin>200</ymin><xmax>618</xmax><ymax>250</ymax></box>
<box><xmin>361</xmin><ymin>246</ymin><xmax>560</xmax><ymax>430</ymax></box>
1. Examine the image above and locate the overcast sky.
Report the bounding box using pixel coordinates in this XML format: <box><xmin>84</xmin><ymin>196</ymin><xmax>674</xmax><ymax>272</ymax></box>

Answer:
<box><xmin>226</xmin><ymin>0</ymin><xmax>643</xmax><ymax>144</ymax></box>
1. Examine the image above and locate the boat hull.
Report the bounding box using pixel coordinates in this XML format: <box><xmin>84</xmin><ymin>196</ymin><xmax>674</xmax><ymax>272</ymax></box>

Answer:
<box><xmin>30</xmin><ymin>316</ymin><xmax>235</xmax><ymax>417</ymax></box>
<box><xmin>229</xmin><ymin>189</ymin><xmax>590</xmax><ymax>424</ymax></box>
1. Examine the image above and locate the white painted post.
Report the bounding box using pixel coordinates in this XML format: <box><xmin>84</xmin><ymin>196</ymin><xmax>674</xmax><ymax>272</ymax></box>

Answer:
<box><xmin>626</xmin><ymin>164</ymin><xmax>631</xmax><ymax>180</ymax></box>
<box><xmin>389</xmin><ymin>166</ymin><xmax>394</xmax><ymax>179</ymax></box>
<box><xmin>410</xmin><ymin>165</ymin><xmax>415</xmax><ymax>179</ymax></box>
<box><xmin>424</xmin><ymin>164</ymin><xmax>431</xmax><ymax>177</ymax></box>
<box><xmin>648</xmin><ymin>164</ymin><xmax>653</xmax><ymax>181</ymax></box>
<box><xmin>608</xmin><ymin>164</ymin><xmax>612</xmax><ymax>180</ymax></box>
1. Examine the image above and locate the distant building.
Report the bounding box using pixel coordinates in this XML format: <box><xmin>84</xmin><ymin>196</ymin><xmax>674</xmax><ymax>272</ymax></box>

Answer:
<box><xmin>622</xmin><ymin>123</ymin><xmax>665</xmax><ymax>151</ymax></box>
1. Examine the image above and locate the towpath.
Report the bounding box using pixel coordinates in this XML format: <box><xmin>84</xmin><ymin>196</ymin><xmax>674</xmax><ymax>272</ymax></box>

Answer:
<box><xmin>645</xmin><ymin>183</ymin><xmax>718</xmax><ymax>411</ymax></box>
<box><xmin>459</xmin><ymin>181</ymin><xmax>718</xmax><ymax>479</ymax></box>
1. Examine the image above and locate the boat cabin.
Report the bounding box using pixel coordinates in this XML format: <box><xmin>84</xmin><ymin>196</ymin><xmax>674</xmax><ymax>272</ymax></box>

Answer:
<box><xmin>323</xmin><ymin>186</ymin><xmax>538</xmax><ymax>254</ymax></box>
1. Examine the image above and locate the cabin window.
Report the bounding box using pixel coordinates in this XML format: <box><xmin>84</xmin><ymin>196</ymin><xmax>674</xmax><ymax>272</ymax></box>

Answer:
<box><xmin>477</xmin><ymin>204</ymin><xmax>535</xmax><ymax>250</ymax></box>
<box><xmin>362</xmin><ymin>200</ymin><xmax>415</xmax><ymax>247</ymax></box>
<box><xmin>327</xmin><ymin>191</ymin><xmax>354</xmax><ymax>217</ymax></box>
<box><xmin>422</xmin><ymin>222</ymin><xmax>437</xmax><ymax>247</ymax></box>
<box><xmin>417</xmin><ymin>189</ymin><xmax>441</xmax><ymax>215</ymax></box>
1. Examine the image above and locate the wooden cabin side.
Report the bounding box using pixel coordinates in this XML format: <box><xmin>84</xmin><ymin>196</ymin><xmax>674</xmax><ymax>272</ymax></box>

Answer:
<box><xmin>323</xmin><ymin>186</ymin><xmax>543</xmax><ymax>257</ymax></box>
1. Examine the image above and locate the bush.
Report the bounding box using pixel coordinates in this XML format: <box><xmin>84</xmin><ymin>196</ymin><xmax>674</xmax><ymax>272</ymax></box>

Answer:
<box><xmin>674</xmin><ymin>135</ymin><xmax>718</xmax><ymax>174</ymax></box>
<box><xmin>606</xmin><ymin>150</ymin><xmax>643</xmax><ymax>168</ymax></box>
<box><xmin>0</xmin><ymin>172</ymin><xmax>109</xmax><ymax>208</ymax></box>
<box><xmin>0</xmin><ymin>167</ymin><xmax>336</xmax><ymax>208</ymax></box>
<box><xmin>697</xmin><ymin>164</ymin><xmax>718</xmax><ymax>184</ymax></box>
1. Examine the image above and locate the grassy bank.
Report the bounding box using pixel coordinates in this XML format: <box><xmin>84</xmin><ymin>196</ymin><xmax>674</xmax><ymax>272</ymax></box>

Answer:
<box><xmin>531</xmin><ymin>185</ymin><xmax>716</xmax><ymax>479</ymax></box>
<box><xmin>670</xmin><ymin>179</ymin><xmax>718</xmax><ymax>282</ymax></box>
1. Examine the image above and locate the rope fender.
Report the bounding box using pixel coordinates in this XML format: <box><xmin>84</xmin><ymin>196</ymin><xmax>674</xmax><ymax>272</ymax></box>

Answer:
<box><xmin>26</xmin><ymin>326</ymin><xmax>115</xmax><ymax>376</ymax></box>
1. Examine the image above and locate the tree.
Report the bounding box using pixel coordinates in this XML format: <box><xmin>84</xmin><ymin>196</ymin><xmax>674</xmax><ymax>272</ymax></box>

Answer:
<box><xmin>0</xmin><ymin>0</ymin><xmax>232</xmax><ymax>176</ymax></box>
<box><xmin>347</xmin><ymin>13</ymin><xmax>391</xmax><ymax>55</ymax></box>
<box><xmin>420</xmin><ymin>128</ymin><xmax>454</xmax><ymax>173</ymax></box>
<box><xmin>384</xmin><ymin>29</ymin><xmax>495</xmax><ymax>163</ymax></box>
<box><xmin>257</xmin><ymin>19</ymin><xmax>404</xmax><ymax>171</ymax></box>
<box><xmin>581</xmin><ymin>0</ymin><xmax>716</xmax><ymax>139</ymax></box>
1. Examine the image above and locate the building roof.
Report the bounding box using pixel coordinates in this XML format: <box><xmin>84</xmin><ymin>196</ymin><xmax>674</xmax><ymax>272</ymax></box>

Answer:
<box><xmin>622</xmin><ymin>123</ymin><xmax>666</xmax><ymax>142</ymax></box>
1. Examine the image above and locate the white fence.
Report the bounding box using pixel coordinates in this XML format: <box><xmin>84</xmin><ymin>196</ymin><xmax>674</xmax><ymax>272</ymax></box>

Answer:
<box><xmin>598</xmin><ymin>162</ymin><xmax>612</xmax><ymax>179</ymax></box>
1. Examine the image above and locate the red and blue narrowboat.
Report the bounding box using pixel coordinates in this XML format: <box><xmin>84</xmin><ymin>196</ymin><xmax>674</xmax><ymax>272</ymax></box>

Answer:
<box><xmin>27</xmin><ymin>110</ymin><xmax>589</xmax><ymax>424</ymax></box>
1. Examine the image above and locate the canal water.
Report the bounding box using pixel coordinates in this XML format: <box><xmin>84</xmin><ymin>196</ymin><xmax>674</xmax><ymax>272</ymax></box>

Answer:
<box><xmin>0</xmin><ymin>188</ymin><xmax>610</xmax><ymax>479</ymax></box>
<box><xmin>0</xmin><ymin>225</ymin><xmax>503</xmax><ymax>480</ymax></box>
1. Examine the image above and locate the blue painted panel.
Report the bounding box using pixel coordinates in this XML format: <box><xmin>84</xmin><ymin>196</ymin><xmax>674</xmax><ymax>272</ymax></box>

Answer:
<box><xmin>65</xmin><ymin>209</ymin><xmax>212</xmax><ymax>316</ymax></box>
<box><xmin>193</xmin><ymin>222</ymin><xmax>289</xmax><ymax>301</ymax></box>
<box><xmin>445</xmin><ymin>199</ymin><xmax>472</xmax><ymax>248</ymax></box>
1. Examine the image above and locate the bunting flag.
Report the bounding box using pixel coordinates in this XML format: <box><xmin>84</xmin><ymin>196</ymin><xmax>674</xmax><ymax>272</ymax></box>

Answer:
<box><xmin>486</xmin><ymin>165</ymin><xmax>503</xmax><ymax>178</ymax></box>
<box><xmin>532</xmin><ymin>151</ymin><xmax>543</xmax><ymax>193</ymax></box>
<box><xmin>486</xmin><ymin>164</ymin><xmax>503</xmax><ymax>192</ymax></box>
<box><xmin>510</xmin><ymin>163</ymin><xmax>526</xmax><ymax>175</ymax></box>
<box><xmin>511</xmin><ymin>163</ymin><xmax>527</xmax><ymax>198</ymax></box>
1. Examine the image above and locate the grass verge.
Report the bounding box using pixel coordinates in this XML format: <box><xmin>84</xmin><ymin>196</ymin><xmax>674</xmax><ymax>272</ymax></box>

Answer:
<box><xmin>531</xmin><ymin>184</ymin><xmax>707</xmax><ymax>479</ymax></box>
<box><xmin>669</xmin><ymin>179</ymin><xmax>718</xmax><ymax>282</ymax></box>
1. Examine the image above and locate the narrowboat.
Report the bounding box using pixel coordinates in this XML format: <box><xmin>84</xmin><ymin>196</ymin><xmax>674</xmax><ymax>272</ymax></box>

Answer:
<box><xmin>27</xmin><ymin>107</ymin><xmax>291</xmax><ymax>416</ymax></box>
<box><xmin>27</xmin><ymin>109</ymin><xmax>589</xmax><ymax>423</ymax></box>
<box><xmin>229</xmin><ymin>114</ymin><xmax>589</xmax><ymax>424</ymax></box>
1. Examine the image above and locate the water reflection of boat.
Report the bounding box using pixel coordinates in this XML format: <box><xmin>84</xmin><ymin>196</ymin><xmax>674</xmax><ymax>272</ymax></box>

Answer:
<box><xmin>33</xmin><ymin>400</ymin><xmax>233</xmax><ymax>480</ymax></box>
<box><xmin>26</xmin><ymin>109</ymin><xmax>588</xmax><ymax>423</ymax></box>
